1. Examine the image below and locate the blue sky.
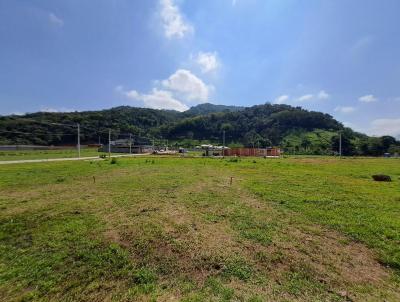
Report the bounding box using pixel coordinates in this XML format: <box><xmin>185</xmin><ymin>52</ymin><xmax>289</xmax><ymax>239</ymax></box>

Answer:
<box><xmin>1</xmin><ymin>0</ymin><xmax>400</xmax><ymax>137</ymax></box>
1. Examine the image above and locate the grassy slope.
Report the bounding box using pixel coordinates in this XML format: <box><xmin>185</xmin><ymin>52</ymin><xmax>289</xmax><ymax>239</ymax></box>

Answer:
<box><xmin>0</xmin><ymin>157</ymin><xmax>399</xmax><ymax>301</ymax></box>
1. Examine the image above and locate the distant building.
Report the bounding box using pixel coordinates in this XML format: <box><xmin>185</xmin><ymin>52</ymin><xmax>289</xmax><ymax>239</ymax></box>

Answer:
<box><xmin>197</xmin><ymin>145</ymin><xmax>229</xmax><ymax>156</ymax></box>
<box><xmin>98</xmin><ymin>139</ymin><xmax>153</xmax><ymax>154</ymax></box>
<box><xmin>225</xmin><ymin>147</ymin><xmax>281</xmax><ymax>157</ymax></box>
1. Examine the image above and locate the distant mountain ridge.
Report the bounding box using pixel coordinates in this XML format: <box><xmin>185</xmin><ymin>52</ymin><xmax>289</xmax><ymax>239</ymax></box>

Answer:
<box><xmin>0</xmin><ymin>103</ymin><xmax>399</xmax><ymax>156</ymax></box>
<box><xmin>184</xmin><ymin>103</ymin><xmax>244</xmax><ymax>116</ymax></box>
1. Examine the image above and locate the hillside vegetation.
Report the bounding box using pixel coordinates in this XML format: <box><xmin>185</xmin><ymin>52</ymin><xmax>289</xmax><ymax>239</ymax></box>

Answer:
<box><xmin>1</xmin><ymin>103</ymin><xmax>399</xmax><ymax>156</ymax></box>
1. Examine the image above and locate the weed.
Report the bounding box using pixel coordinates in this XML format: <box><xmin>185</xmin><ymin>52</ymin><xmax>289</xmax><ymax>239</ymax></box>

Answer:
<box><xmin>133</xmin><ymin>268</ymin><xmax>157</xmax><ymax>285</ymax></box>
<box><xmin>222</xmin><ymin>257</ymin><xmax>253</xmax><ymax>281</ymax></box>
<box><xmin>56</xmin><ymin>177</ymin><xmax>65</xmax><ymax>183</ymax></box>
<box><xmin>205</xmin><ymin>277</ymin><xmax>235</xmax><ymax>300</ymax></box>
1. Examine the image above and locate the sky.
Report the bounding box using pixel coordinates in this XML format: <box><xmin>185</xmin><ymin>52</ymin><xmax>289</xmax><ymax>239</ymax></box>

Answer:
<box><xmin>0</xmin><ymin>0</ymin><xmax>400</xmax><ymax>137</ymax></box>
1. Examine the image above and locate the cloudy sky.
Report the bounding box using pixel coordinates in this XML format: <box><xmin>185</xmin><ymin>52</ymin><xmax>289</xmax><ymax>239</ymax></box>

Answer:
<box><xmin>0</xmin><ymin>0</ymin><xmax>400</xmax><ymax>137</ymax></box>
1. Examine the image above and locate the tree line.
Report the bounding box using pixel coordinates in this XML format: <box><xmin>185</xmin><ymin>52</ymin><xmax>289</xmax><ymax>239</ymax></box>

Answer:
<box><xmin>1</xmin><ymin>103</ymin><xmax>399</xmax><ymax>156</ymax></box>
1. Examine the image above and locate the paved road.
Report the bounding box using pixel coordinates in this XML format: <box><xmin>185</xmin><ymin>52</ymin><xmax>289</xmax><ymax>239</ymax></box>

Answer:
<box><xmin>0</xmin><ymin>153</ymin><xmax>149</xmax><ymax>165</ymax></box>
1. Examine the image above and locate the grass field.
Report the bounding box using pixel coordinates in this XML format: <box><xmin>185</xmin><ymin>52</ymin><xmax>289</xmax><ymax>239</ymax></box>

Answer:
<box><xmin>0</xmin><ymin>148</ymin><xmax>105</xmax><ymax>161</ymax></box>
<box><xmin>0</xmin><ymin>156</ymin><xmax>399</xmax><ymax>301</ymax></box>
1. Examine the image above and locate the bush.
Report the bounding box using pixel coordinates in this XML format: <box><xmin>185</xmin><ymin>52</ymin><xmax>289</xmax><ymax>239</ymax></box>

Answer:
<box><xmin>372</xmin><ymin>174</ymin><xmax>391</xmax><ymax>182</ymax></box>
<box><xmin>110</xmin><ymin>158</ymin><xmax>118</xmax><ymax>164</ymax></box>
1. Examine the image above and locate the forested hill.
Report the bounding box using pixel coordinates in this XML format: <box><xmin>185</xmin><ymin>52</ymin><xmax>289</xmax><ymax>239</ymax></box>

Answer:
<box><xmin>1</xmin><ymin>103</ymin><xmax>399</xmax><ymax>156</ymax></box>
<box><xmin>183</xmin><ymin>103</ymin><xmax>244</xmax><ymax>116</ymax></box>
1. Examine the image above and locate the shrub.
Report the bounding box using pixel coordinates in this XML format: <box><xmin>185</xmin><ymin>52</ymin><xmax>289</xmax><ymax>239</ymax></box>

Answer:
<box><xmin>372</xmin><ymin>174</ymin><xmax>391</xmax><ymax>182</ymax></box>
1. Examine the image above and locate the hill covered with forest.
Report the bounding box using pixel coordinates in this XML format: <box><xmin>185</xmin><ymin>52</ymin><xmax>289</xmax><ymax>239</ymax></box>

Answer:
<box><xmin>1</xmin><ymin>103</ymin><xmax>399</xmax><ymax>156</ymax></box>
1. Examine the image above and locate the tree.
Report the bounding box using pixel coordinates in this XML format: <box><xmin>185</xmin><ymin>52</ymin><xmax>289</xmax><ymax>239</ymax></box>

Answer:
<box><xmin>388</xmin><ymin>144</ymin><xmax>400</xmax><ymax>155</ymax></box>
<box><xmin>300</xmin><ymin>137</ymin><xmax>311</xmax><ymax>152</ymax></box>
<box><xmin>331</xmin><ymin>133</ymin><xmax>355</xmax><ymax>155</ymax></box>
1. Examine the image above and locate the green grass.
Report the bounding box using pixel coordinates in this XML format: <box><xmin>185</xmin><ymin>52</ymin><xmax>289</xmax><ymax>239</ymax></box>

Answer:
<box><xmin>0</xmin><ymin>148</ymin><xmax>105</xmax><ymax>161</ymax></box>
<box><xmin>0</xmin><ymin>156</ymin><xmax>399</xmax><ymax>301</ymax></box>
<box><xmin>239</xmin><ymin>157</ymin><xmax>400</xmax><ymax>271</ymax></box>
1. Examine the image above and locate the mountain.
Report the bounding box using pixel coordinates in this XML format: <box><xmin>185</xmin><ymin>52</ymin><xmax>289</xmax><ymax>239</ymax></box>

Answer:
<box><xmin>1</xmin><ymin>103</ymin><xmax>399</xmax><ymax>156</ymax></box>
<box><xmin>184</xmin><ymin>103</ymin><xmax>244</xmax><ymax>116</ymax></box>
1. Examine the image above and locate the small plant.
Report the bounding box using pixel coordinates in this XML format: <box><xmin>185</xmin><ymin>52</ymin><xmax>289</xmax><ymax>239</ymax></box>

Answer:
<box><xmin>133</xmin><ymin>268</ymin><xmax>157</xmax><ymax>285</ymax></box>
<box><xmin>222</xmin><ymin>257</ymin><xmax>252</xmax><ymax>281</ymax></box>
<box><xmin>110</xmin><ymin>158</ymin><xmax>118</xmax><ymax>164</ymax></box>
<box><xmin>56</xmin><ymin>177</ymin><xmax>65</xmax><ymax>183</ymax></box>
<box><xmin>99</xmin><ymin>154</ymin><xmax>107</xmax><ymax>159</ymax></box>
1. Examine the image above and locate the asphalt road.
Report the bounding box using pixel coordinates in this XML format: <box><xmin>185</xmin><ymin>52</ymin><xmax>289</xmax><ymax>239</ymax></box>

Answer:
<box><xmin>0</xmin><ymin>153</ymin><xmax>149</xmax><ymax>165</ymax></box>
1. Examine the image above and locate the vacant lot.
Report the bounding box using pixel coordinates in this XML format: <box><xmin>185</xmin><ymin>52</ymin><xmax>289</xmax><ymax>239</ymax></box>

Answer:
<box><xmin>0</xmin><ymin>156</ymin><xmax>399</xmax><ymax>301</ymax></box>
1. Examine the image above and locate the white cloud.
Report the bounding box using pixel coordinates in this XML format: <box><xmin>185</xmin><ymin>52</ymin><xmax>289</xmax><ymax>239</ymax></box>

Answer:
<box><xmin>297</xmin><ymin>94</ymin><xmax>313</xmax><ymax>102</ymax></box>
<box><xmin>334</xmin><ymin>106</ymin><xmax>356</xmax><ymax>114</ymax></box>
<box><xmin>9</xmin><ymin>111</ymin><xmax>25</xmax><ymax>116</ymax></box>
<box><xmin>49</xmin><ymin>13</ymin><xmax>63</xmax><ymax>26</ymax></box>
<box><xmin>41</xmin><ymin>107</ymin><xmax>58</xmax><ymax>113</ymax></box>
<box><xmin>273</xmin><ymin>95</ymin><xmax>289</xmax><ymax>104</ymax></box>
<box><xmin>273</xmin><ymin>90</ymin><xmax>329</xmax><ymax>104</ymax></box>
<box><xmin>159</xmin><ymin>0</ymin><xmax>193</xmax><ymax>39</ymax></box>
<box><xmin>359</xmin><ymin>94</ymin><xmax>377</xmax><ymax>103</ymax></box>
<box><xmin>120</xmin><ymin>87</ymin><xmax>188</xmax><ymax>112</ymax></box>
<box><xmin>350</xmin><ymin>35</ymin><xmax>373</xmax><ymax>54</ymax></box>
<box><xmin>162</xmin><ymin>69</ymin><xmax>210</xmax><ymax>102</ymax></box>
<box><xmin>370</xmin><ymin>118</ymin><xmax>400</xmax><ymax>137</ymax></box>
<box><xmin>116</xmin><ymin>69</ymin><xmax>212</xmax><ymax>111</ymax></box>
<box><xmin>195</xmin><ymin>51</ymin><xmax>219</xmax><ymax>73</ymax></box>
<box><xmin>317</xmin><ymin>90</ymin><xmax>330</xmax><ymax>100</ymax></box>
<box><xmin>343</xmin><ymin>121</ymin><xmax>355</xmax><ymax>128</ymax></box>
<box><xmin>40</xmin><ymin>107</ymin><xmax>75</xmax><ymax>113</ymax></box>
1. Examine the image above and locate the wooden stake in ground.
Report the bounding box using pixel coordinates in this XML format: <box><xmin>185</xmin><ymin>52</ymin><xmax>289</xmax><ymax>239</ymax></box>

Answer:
<box><xmin>230</xmin><ymin>176</ymin><xmax>233</xmax><ymax>185</ymax></box>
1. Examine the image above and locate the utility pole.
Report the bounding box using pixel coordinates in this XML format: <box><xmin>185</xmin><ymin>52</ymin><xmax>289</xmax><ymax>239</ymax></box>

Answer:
<box><xmin>77</xmin><ymin>123</ymin><xmax>81</xmax><ymax>158</ymax></box>
<box><xmin>108</xmin><ymin>129</ymin><xmax>111</xmax><ymax>159</ymax></box>
<box><xmin>129</xmin><ymin>133</ymin><xmax>132</xmax><ymax>154</ymax></box>
<box><xmin>339</xmin><ymin>132</ymin><xmax>342</xmax><ymax>158</ymax></box>
<box><xmin>222</xmin><ymin>130</ymin><xmax>226</xmax><ymax>157</ymax></box>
